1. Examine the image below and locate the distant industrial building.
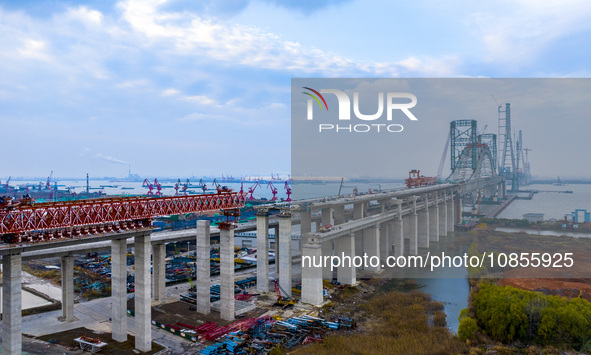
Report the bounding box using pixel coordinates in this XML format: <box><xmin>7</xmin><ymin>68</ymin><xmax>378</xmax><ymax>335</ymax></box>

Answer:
<box><xmin>523</xmin><ymin>213</ymin><xmax>544</xmax><ymax>223</ymax></box>
<box><xmin>565</xmin><ymin>209</ymin><xmax>591</xmax><ymax>224</ymax></box>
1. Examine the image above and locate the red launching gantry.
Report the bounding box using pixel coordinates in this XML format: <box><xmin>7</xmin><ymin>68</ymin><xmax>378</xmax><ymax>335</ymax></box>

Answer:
<box><xmin>405</xmin><ymin>170</ymin><xmax>437</xmax><ymax>188</ymax></box>
<box><xmin>0</xmin><ymin>191</ymin><xmax>246</xmax><ymax>244</ymax></box>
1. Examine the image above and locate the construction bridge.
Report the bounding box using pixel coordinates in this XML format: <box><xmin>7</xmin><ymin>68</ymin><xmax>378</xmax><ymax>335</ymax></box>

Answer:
<box><xmin>0</xmin><ymin>117</ymin><xmax>509</xmax><ymax>354</ymax></box>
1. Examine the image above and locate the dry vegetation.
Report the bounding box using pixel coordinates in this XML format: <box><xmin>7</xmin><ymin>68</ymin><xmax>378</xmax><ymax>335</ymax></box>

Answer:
<box><xmin>303</xmin><ymin>285</ymin><xmax>468</xmax><ymax>354</ymax></box>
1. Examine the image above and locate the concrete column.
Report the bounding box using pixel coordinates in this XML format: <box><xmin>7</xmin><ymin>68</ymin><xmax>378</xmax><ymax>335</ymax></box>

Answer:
<box><xmin>220</xmin><ymin>224</ymin><xmax>235</xmax><ymax>321</ymax></box>
<box><xmin>111</xmin><ymin>238</ymin><xmax>127</xmax><ymax>342</ymax></box>
<box><xmin>336</xmin><ymin>233</ymin><xmax>356</xmax><ymax>284</ymax></box>
<box><xmin>273</xmin><ymin>226</ymin><xmax>279</xmax><ymax>275</ymax></box>
<box><xmin>393</xmin><ymin>201</ymin><xmax>404</xmax><ymax>257</ymax></box>
<box><xmin>439</xmin><ymin>193</ymin><xmax>447</xmax><ymax>237</ymax></box>
<box><xmin>353</xmin><ymin>202</ymin><xmax>364</xmax><ymax>220</ymax></box>
<box><xmin>417</xmin><ymin>195</ymin><xmax>429</xmax><ymax>249</ymax></box>
<box><xmin>152</xmin><ymin>243</ymin><xmax>165</xmax><ymax>302</ymax></box>
<box><xmin>256</xmin><ymin>213</ymin><xmax>269</xmax><ymax>293</ymax></box>
<box><xmin>379</xmin><ymin>222</ymin><xmax>389</xmax><ymax>260</ymax></box>
<box><xmin>278</xmin><ymin>212</ymin><xmax>292</xmax><ymax>298</ymax></box>
<box><xmin>134</xmin><ymin>232</ymin><xmax>152</xmax><ymax>352</ymax></box>
<box><xmin>197</xmin><ymin>220</ymin><xmax>211</xmax><ymax>314</ymax></box>
<box><xmin>393</xmin><ymin>218</ymin><xmax>404</xmax><ymax>257</ymax></box>
<box><xmin>301</xmin><ymin>240</ymin><xmax>323</xmax><ymax>305</ymax></box>
<box><xmin>429</xmin><ymin>202</ymin><xmax>439</xmax><ymax>243</ymax></box>
<box><xmin>299</xmin><ymin>210</ymin><xmax>312</xmax><ymax>253</ymax></box>
<box><xmin>362</xmin><ymin>226</ymin><xmax>380</xmax><ymax>272</ymax></box>
<box><xmin>455</xmin><ymin>197</ymin><xmax>463</xmax><ymax>225</ymax></box>
<box><xmin>333</xmin><ymin>205</ymin><xmax>345</xmax><ymax>225</ymax></box>
<box><xmin>300</xmin><ymin>210</ymin><xmax>312</xmax><ymax>235</ymax></box>
<box><xmin>2</xmin><ymin>253</ymin><xmax>22</xmax><ymax>355</ymax></box>
<box><xmin>60</xmin><ymin>255</ymin><xmax>75</xmax><ymax>321</ymax></box>
<box><xmin>321</xmin><ymin>241</ymin><xmax>333</xmax><ymax>280</ymax></box>
<box><xmin>447</xmin><ymin>196</ymin><xmax>455</xmax><ymax>232</ymax></box>
<box><xmin>407</xmin><ymin>197</ymin><xmax>418</xmax><ymax>255</ymax></box>
<box><xmin>321</xmin><ymin>207</ymin><xmax>332</xmax><ymax>226</ymax></box>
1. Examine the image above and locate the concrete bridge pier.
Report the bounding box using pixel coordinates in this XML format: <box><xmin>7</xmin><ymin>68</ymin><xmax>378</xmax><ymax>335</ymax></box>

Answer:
<box><xmin>111</xmin><ymin>237</ymin><xmax>128</xmax><ymax>343</ymax></box>
<box><xmin>353</xmin><ymin>203</ymin><xmax>364</xmax><ymax>263</ymax></box>
<box><xmin>321</xmin><ymin>241</ymin><xmax>333</xmax><ymax>280</ymax></box>
<box><xmin>418</xmin><ymin>194</ymin><xmax>430</xmax><ymax>249</ymax></box>
<box><xmin>362</xmin><ymin>225</ymin><xmax>380</xmax><ymax>273</ymax></box>
<box><xmin>273</xmin><ymin>226</ymin><xmax>280</xmax><ymax>275</ymax></box>
<box><xmin>152</xmin><ymin>243</ymin><xmax>166</xmax><ymax>302</ymax></box>
<box><xmin>455</xmin><ymin>197</ymin><xmax>463</xmax><ymax>225</ymax></box>
<box><xmin>2</xmin><ymin>252</ymin><xmax>22</xmax><ymax>355</ymax></box>
<box><xmin>256</xmin><ymin>213</ymin><xmax>269</xmax><ymax>293</ymax></box>
<box><xmin>429</xmin><ymin>195</ymin><xmax>439</xmax><ymax>243</ymax></box>
<box><xmin>336</xmin><ymin>233</ymin><xmax>356</xmax><ymax>285</ymax></box>
<box><xmin>278</xmin><ymin>211</ymin><xmax>292</xmax><ymax>298</ymax></box>
<box><xmin>393</xmin><ymin>200</ymin><xmax>404</xmax><ymax>257</ymax></box>
<box><xmin>380</xmin><ymin>222</ymin><xmax>389</xmax><ymax>260</ymax></box>
<box><xmin>447</xmin><ymin>195</ymin><xmax>455</xmax><ymax>232</ymax></box>
<box><xmin>60</xmin><ymin>255</ymin><xmax>75</xmax><ymax>322</ymax></box>
<box><xmin>321</xmin><ymin>207</ymin><xmax>332</xmax><ymax>227</ymax></box>
<box><xmin>301</xmin><ymin>239</ymin><xmax>323</xmax><ymax>305</ymax></box>
<box><xmin>220</xmin><ymin>224</ymin><xmax>235</xmax><ymax>321</ymax></box>
<box><xmin>438</xmin><ymin>192</ymin><xmax>447</xmax><ymax>237</ymax></box>
<box><xmin>197</xmin><ymin>220</ymin><xmax>211</xmax><ymax>314</ymax></box>
<box><xmin>134</xmin><ymin>232</ymin><xmax>152</xmax><ymax>352</ymax></box>
<box><xmin>406</xmin><ymin>196</ymin><xmax>418</xmax><ymax>255</ymax></box>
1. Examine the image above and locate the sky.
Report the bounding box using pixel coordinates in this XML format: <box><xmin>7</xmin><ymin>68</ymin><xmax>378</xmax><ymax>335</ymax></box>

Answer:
<box><xmin>1</xmin><ymin>0</ymin><xmax>590</xmax><ymax>179</ymax></box>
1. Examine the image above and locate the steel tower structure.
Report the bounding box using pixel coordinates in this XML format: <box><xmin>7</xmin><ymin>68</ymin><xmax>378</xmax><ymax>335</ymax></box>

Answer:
<box><xmin>498</xmin><ymin>103</ymin><xmax>518</xmax><ymax>191</ymax></box>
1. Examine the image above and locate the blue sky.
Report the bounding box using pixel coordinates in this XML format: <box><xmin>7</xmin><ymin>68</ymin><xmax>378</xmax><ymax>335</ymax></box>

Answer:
<box><xmin>1</xmin><ymin>0</ymin><xmax>590</xmax><ymax>179</ymax></box>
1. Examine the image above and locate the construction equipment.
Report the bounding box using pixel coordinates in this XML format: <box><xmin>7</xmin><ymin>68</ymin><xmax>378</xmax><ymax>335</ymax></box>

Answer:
<box><xmin>46</xmin><ymin>171</ymin><xmax>53</xmax><ymax>190</ymax></box>
<box><xmin>405</xmin><ymin>170</ymin><xmax>437</xmax><ymax>188</ymax></box>
<box><xmin>273</xmin><ymin>279</ymin><xmax>296</xmax><ymax>306</ymax></box>
<box><xmin>198</xmin><ymin>178</ymin><xmax>207</xmax><ymax>193</ymax></box>
<box><xmin>267</xmin><ymin>182</ymin><xmax>278</xmax><ymax>201</ymax></box>
<box><xmin>246</xmin><ymin>181</ymin><xmax>260</xmax><ymax>200</ymax></box>
<box><xmin>284</xmin><ymin>181</ymin><xmax>291</xmax><ymax>202</ymax></box>
<box><xmin>0</xmin><ymin>190</ymin><xmax>246</xmax><ymax>243</ymax></box>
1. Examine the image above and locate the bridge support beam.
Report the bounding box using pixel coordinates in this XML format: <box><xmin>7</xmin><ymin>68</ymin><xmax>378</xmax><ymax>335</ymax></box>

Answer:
<box><xmin>380</xmin><ymin>222</ymin><xmax>389</xmax><ymax>260</ymax></box>
<box><xmin>418</xmin><ymin>195</ymin><xmax>429</xmax><ymax>249</ymax></box>
<box><xmin>134</xmin><ymin>233</ymin><xmax>152</xmax><ymax>352</ymax></box>
<box><xmin>2</xmin><ymin>252</ymin><xmax>22</xmax><ymax>355</ymax></box>
<box><xmin>447</xmin><ymin>197</ymin><xmax>455</xmax><ymax>232</ymax></box>
<box><xmin>197</xmin><ymin>220</ymin><xmax>211</xmax><ymax>314</ymax></box>
<box><xmin>322</xmin><ymin>241</ymin><xmax>333</xmax><ymax>280</ymax></box>
<box><xmin>152</xmin><ymin>243</ymin><xmax>166</xmax><ymax>302</ymax></box>
<box><xmin>439</xmin><ymin>193</ymin><xmax>447</xmax><ymax>237</ymax></box>
<box><xmin>256</xmin><ymin>213</ymin><xmax>269</xmax><ymax>293</ymax></box>
<box><xmin>336</xmin><ymin>233</ymin><xmax>356</xmax><ymax>285</ymax></box>
<box><xmin>278</xmin><ymin>213</ymin><xmax>292</xmax><ymax>298</ymax></box>
<box><xmin>220</xmin><ymin>225</ymin><xmax>235</xmax><ymax>321</ymax></box>
<box><xmin>60</xmin><ymin>255</ymin><xmax>75</xmax><ymax>322</ymax></box>
<box><xmin>111</xmin><ymin>238</ymin><xmax>127</xmax><ymax>342</ymax></box>
<box><xmin>363</xmin><ymin>226</ymin><xmax>380</xmax><ymax>272</ymax></box>
<box><xmin>301</xmin><ymin>241</ymin><xmax>323</xmax><ymax>305</ymax></box>
<box><xmin>321</xmin><ymin>207</ymin><xmax>332</xmax><ymax>226</ymax></box>
<box><xmin>273</xmin><ymin>226</ymin><xmax>279</xmax><ymax>275</ymax></box>
<box><xmin>429</xmin><ymin>201</ymin><xmax>439</xmax><ymax>243</ymax></box>
<box><xmin>405</xmin><ymin>197</ymin><xmax>418</xmax><ymax>255</ymax></box>
<box><xmin>455</xmin><ymin>197</ymin><xmax>463</xmax><ymax>225</ymax></box>
<box><xmin>393</xmin><ymin>201</ymin><xmax>404</xmax><ymax>257</ymax></box>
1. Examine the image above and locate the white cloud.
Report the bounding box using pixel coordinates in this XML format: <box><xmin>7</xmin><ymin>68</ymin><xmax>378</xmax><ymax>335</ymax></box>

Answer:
<box><xmin>467</xmin><ymin>0</ymin><xmax>591</xmax><ymax>68</ymax></box>
<box><xmin>18</xmin><ymin>39</ymin><xmax>50</xmax><ymax>61</ymax></box>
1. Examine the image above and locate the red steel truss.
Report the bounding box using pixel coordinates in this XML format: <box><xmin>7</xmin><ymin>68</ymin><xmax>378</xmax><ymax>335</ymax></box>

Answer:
<box><xmin>0</xmin><ymin>192</ymin><xmax>246</xmax><ymax>242</ymax></box>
